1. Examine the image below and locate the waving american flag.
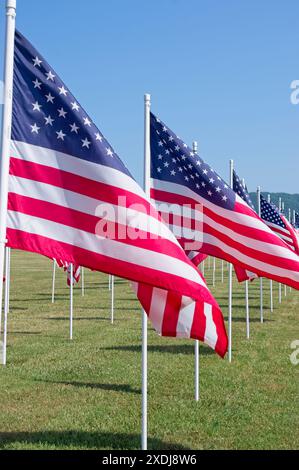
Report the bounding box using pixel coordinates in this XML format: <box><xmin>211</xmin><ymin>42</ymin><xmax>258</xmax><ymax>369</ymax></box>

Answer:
<box><xmin>260</xmin><ymin>195</ymin><xmax>299</xmax><ymax>255</ymax></box>
<box><xmin>150</xmin><ymin>113</ymin><xmax>299</xmax><ymax>289</ymax></box>
<box><xmin>7</xmin><ymin>30</ymin><xmax>227</xmax><ymax>356</ymax></box>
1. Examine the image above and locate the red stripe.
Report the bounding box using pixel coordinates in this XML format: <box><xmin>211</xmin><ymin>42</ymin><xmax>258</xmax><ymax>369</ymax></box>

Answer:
<box><xmin>190</xmin><ymin>302</ymin><xmax>206</xmax><ymax>342</ymax></box>
<box><xmin>161</xmin><ymin>291</ymin><xmax>182</xmax><ymax>337</ymax></box>
<box><xmin>10</xmin><ymin>157</ymin><xmax>160</xmax><ymax>222</ymax></box>
<box><xmin>7</xmin><ymin>227</ymin><xmax>217</xmax><ymax>302</ymax></box>
<box><xmin>212</xmin><ymin>307</ymin><xmax>228</xmax><ymax>358</ymax></box>
<box><xmin>8</xmin><ymin>192</ymin><xmax>192</xmax><ymax>263</ymax></box>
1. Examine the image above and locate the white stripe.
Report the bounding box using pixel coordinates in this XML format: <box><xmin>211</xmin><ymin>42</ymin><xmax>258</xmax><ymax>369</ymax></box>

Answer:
<box><xmin>149</xmin><ymin>287</ymin><xmax>168</xmax><ymax>334</ymax></box>
<box><xmin>153</xmin><ymin>197</ymin><xmax>298</xmax><ymax>263</ymax></box>
<box><xmin>7</xmin><ymin>210</ymin><xmax>208</xmax><ymax>288</ymax></box>
<box><xmin>263</xmin><ymin>220</ymin><xmax>290</xmax><ymax>236</ymax></box>
<box><xmin>8</xmin><ymin>175</ymin><xmax>182</xmax><ymax>247</ymax></box>
<box><xmin>152</xmin><ymin>178</ymin><xmax>287</xmax><ymax>237</ymax></box>
<box><xmin>176</xmin><ymin>296</ymin><xmax>195</xmax><ymax>338</ymax></box>
<box><xmin>203</xmin><ymin>303</ymin><xmax>217</xmax><ymax>350</ymax></box>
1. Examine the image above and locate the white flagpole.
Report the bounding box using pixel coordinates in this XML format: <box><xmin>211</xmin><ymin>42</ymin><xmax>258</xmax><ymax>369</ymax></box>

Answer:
<box><xmin>212</xmin><ymin>256</ymin><xmax>216</xmax><ymax>287</ymax></box>
<box><xmin>51</xmin><ymin>259</ymin><xmax>56</xmax><ymax>303</ymax></box>
<box><xmin>245</xmin><ymin>280</ymin><xmax>250</xmax><ymax>339</ymax></box>
<box><xmin>228</xmin><ymin>159</ymin><xmax>234</xmax><ymax>362</ymax></box>
<box><xmin>7</xmin><ymin>247</ymin><xmax>11</xmax><ymax>313</ymax></box>
<box><xmin>208</xmin><ymin>256</ymin><xmax>211</xmax><ymax>270</ymax></box>
<box><xmin>257</xmin><ymin>186</ymin><xmax>263</xmax><ymax>323</ymax></box>
<box><xmin>2</xmin><ymin>247</ymin><xmax>10</xmax><ymax>364</ymax></box>
<box><xmin>108</xmin><ymin>274</ymin><xmax>111</xmax><ymax>290</ymax></box>
<box><xmin>111</xmin><ymin>275</ymin><xmax>114</xmax><ymax>324</ymax></box>
<box><xmin>81</xmin><ymin>267</ymin><xmax>85</xmax><ymax>296</ymax></box>
<box><xmin>70</xmin><ymin>263</ymin><xmax>73</xmax><ymax>340</ymax></box>
<box><xmin>193</xmin><ymin>141</ymin><xmax>200</xmax><ymax>402</ymax></box>
<box><xmin>0</xmin><ymin>0</ymin><xmax>16</xmax><ymax>364</ymax></box>
<box><xmin>267</xmin><ymin>194</ymin><xmax>273</xmax><ymax>312</ymax></box>
<box><xmin>141</xmin><ymin>93</ymin><xmax>151</xmax><ymax>450</ymax></box>
<box><xmin>278</xmin><ymin>197</ymin><xmax>282</xmax><ymax>303</ymax></box>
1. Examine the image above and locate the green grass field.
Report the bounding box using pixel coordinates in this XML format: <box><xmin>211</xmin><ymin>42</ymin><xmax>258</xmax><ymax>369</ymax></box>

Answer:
<box><xmin>0</xmin><ymin>250</ymin><xmax>298</xmax><ymax>450</ymax></box>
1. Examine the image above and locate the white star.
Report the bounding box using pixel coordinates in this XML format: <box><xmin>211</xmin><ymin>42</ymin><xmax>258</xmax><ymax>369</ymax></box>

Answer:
<box><xmin>30</xmin><ymin>123</ymin><xmax>40</xmax><ymax>134</ymax></box>
<box><xmin>157</xmin><ymin>167</ymin><xmax>162</xmax><ymax>173</ymax></box>
<box><xmin>196</xmin><ymin>160</ymin><xmax>201</xmax><ymax>166</ymax></box>
<box><xmin>32</xmin><ymin>101</ymin><xmax>42</xmax><ymax>112</ymax></box>
<box><xmin>178</xmin><ymin>167</ymin><xmax>183</xmax><ymax>172</ymax></box>
<box><xmin>168</xmin><ymin>135</ymin><xmax>174</xmax><ymax>142</ymax></box>
<box><xmin>32</xmin><ymin>78</ymin><xmax>42</xmax><ymax>89</ymax></box>
<box><xmin>58</xmin><ymin>107</ymin><xmax>67</xmax><ymax>118</ymax></box>
<box><xmin>45</xmin><ymin>92</ymin><xmax>55</xmax><ymax>103</ymax></box>
<box><xmin>196</xmin><ymin>184</ymin><xmax>200</xmax><ymax>189</ymax></box>
<box><xmin>44</xmin><ymin>115</ymin><xmax>54</xmax><ymax>126</ymax></box>
<box><xmin>207</xmin><ymin>190</ymin><xmax>212</xmax><ymax>196</ymax></box>
<box><xmin>71</xmin><ymin>101</ymin><xmax>80</xmax><ymax>111</ymax></box>
<box><xmin>183</xmin><ymin>143</ymin><xmax>187</xmax><ymax>148</ymax></box>
<box><xmin>222</xmin><ymin>195</ymin><xmax>228</xmax><ymax>201</ymax></box>
<box><xmin>164</xmin><ymin>162</ymin><xmax>169</xmax><ymax>168</ymax></box>
<box><xmin>165</xmin><ymin>149</ymin><xmax>170</xmax><ymax>155</ymax></box>
<box><xmin>83</xmin><ymin>117</ymin><xmax>91</xmax><ymax>127</ymax></box>
<box><xmin>106</xmin><ymin>148</ymin><xmax>113</xmax><ymax>157</ymax></box>
<box><xmin>201</xmin><ymin>182</ymin><xmax>206</xmax><ymax>187</ymax></box>
<box><xmin>185</xmin><ymin>176</ymin><xmax>189</xmax><ymax>181</ymax></box>
<box><xmin>82</xmin><ymin>138</ymin><xmax>91</xmax><ymax>149</ymax></box>
<box><xmin>158</xmin><ymin>154</ymin><xmax>163</xmax><ymax>160</ymax></box>
<box><xmin>188</xmin><ymin>164</ymin><xmax>192</xmax><ymax>169</ymax></box>
<box><xmin>56</xmin><ymin>130</ymin><xmax>66</xmax><ymax>140</ymax></box>
<box><xmin>158</xmin><ymin>141</ymin><xmax>163</xmax><ymax>147</ymax></box>
<box><xmin>93</xmin><ymin>132</ymin><xmax>102</xmax><ymax>141</ymax></box>
<box><xmin>202</xmin><ymin>169</ymin><xmax>208</xmax><ymax>175</ymax></box>
<box><xmin>209</xmin><ymin>178</ymin><xmax>215</xmax><ymax>184</ymax></box>
<box><xmin>175</xmin><ymin>145</ymin><xmax>180</xmax><ymax>151</ymax></box>
<box><xmin>170</xmin><ymin>170</ymin><xmax>176</xmax><ymax>176</ymax></box>
<box><xmin>181</xmin><ymin>155</ymin><xmax>186</xmax><ymax>161</ymax></box>
<box><xmin>162</xmin><ymin>126</ymin><xmax>167</xmax><ymax>132</ymax></box>
<box><xmin>215</xmin><ymin>186</ymin><xmax>221</xmax><ymax>193</ymax></box>
<box><xmin>172</xmin><ymin>158</ymin><xmax>176</xmax><ymax>163</ymax></box>
<box><xmin>70</xmin><ymin>122</ymin><xmax>79</xmax><ymax>133</ymax></box>
<box><xmin>32</xmin><ymin>56</ymin><xmax>42</xmax><ymax>67</ymax></box>
<box><xmin>58</xmin><ymin>86</ymin><xmax>68</xmax><ymax>96</ymax></box>
<box><xmin>45</xmin><ymin>70</ymin><xmax>55</xmax><ymax>81</ymax></box>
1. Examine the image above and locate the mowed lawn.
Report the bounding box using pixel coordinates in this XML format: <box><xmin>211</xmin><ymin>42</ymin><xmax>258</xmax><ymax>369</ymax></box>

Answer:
<box><xmin>0</xmin><ymin>250</ymin><xmax>298</xmax><ymax>450</ymax></box>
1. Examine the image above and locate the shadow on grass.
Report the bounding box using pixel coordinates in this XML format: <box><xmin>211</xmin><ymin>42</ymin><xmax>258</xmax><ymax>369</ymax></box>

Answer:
<box><xmin>39</xmin><ymin>380</ymin><xmax>141</xmax><ymax>395</ymax></box>
<box><xmin>101</xmin><ymin>344</ymin><xmax>214</xmax><ymax>355</ymax></box>
<box><xmin>0</xmin><ymin>431</ymin><xmax>188</xmax><ymax>450</ymax></box>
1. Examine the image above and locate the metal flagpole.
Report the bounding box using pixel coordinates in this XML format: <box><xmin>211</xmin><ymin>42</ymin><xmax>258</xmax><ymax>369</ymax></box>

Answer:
<box><xmin>2</xmin><ymin>247</ymin><xmax>10</xmax><ymax>364</ymax></box>
<box><xmin>81</xmin><ymin>267</ymin><xmax>85</xmax><ymax>296</ymax></box>
<box><xmin>278</xmin><ymin>197</ymin><xmax>282</xmax><ymax>303</ymax></box>
<box><xmin>0</xmin><ymin>0</ymin><xmax>16</xmax><ymax>364</ymax></box>
<box><xmin>241</xmin><ymin>178</ymin><xmax>250</xmax><ymax>332</ymax></box>
<box><xmin>228</xmin><ymin>159</ymin><xmax>234</xmax><ymax>362</ymax></box>
<box><xmin>212</xmin><ymin>257</ymin><xmax>216</xmax><ymax>287</ymax></box>
<box><xmin>108</xmin><ymin>274</ymin><xmax>111</xmax><ymax>290</ymax></box>
<box><xmin>257</xmin><ymin>186</ymin><xmax>263</xmax><ymax>323</ymax></box>
<box><xmin>245</xmin><ymin>279</ymin><xmax>250</xmax><ymax>339</ymax></box>
<box><xmin>7</xmin><ymin>247</ymin><xmax>11</xmax><ymax>313</ymax></box>
<box><xmin>141</xmin><ymin>93</ymin><xmax>150</xmax><ymax>450</ymax></box>
<box><xmin>192</xmin><ymin>141</ymin><xmax>199</xmax><ymax>401</ymax></box>
<box><xmin>69</xmin><ymin>263</ymin><xmax>73</xmax><ymax>340</ymax></box>
<box><xmin>51</xmin><ymin>259</ymin><xmax>56</xmax><ymax>303</ymax></box>
<box><xmin>111</xmin><ymin>275</ymin><xmax>114</xmax><ymax>324</ymax></box>
<box><xmin>267</xmin><ymin>194</ymin><xmax>273</xmax><ymax>312</ymax></box>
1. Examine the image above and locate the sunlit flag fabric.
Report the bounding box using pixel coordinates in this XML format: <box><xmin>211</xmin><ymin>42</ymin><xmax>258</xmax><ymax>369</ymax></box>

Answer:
<box><xmin>7</xmin><ymin>30</ymin><xmax>227</xmax><ymax>356</ymax></box>
<box><xmin>150</xmin><ymin>113</ymin><xmax>299</xmax><ymax>289</ymax></box>
<box><xmin>260</xmin><ymin>195</ymin><xmax>299</xmax><ymax>255</ymax></box>
<box><xmin>232</xmin><ymin>170</ymin><xmax>258</xmax><ymax>282</ymax></box>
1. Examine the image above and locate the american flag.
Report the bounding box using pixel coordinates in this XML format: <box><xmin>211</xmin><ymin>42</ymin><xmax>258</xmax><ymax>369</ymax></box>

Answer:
<box><xmin>260</xmin><ymin>195</ymin><xmax>299</xmax><ymax>255</ymax></box>
<box><xmin>150</xmin><ymin>112</ymin><xmax>299</xmax><ymax>289</ymax></box>
<box><xmin>7</xmin><ymin>30</ymin><xmax>227</xmax><ymax>356</ymax></box>
<box><xmin>232</xmin><ymin>170</ymin><xmax>258</xmax><ymax>282</ymax></box>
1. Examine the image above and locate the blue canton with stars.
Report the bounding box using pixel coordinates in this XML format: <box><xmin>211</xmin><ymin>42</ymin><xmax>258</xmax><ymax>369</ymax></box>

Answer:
<box><xmin>232</xmin><ymin>170</ymin><xmax>255</xmax><ymax>211</ymax></box>
<box><xmin>150</xmin><ymin>113</ymin><xmax>235</xmax><ymax>210</ymax></box>
<box><xmin>260</xmin><ymin>194</ymin><xmax>286</xmax><ymax>229</ymax></box>
<box><xmin>12</xmin><ymin>30</ymin><xmax>131</xmax><ymax>177</ymax></box>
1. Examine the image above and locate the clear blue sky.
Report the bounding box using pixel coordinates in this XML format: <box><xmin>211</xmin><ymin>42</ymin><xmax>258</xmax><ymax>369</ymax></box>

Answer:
<box><xmin>1</xmin><ymin>0</ymin><xmax>298</xmax><ymax>192</ymax></box>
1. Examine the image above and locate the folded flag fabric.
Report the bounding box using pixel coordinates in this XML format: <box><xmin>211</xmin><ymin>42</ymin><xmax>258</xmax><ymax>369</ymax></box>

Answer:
<box><xmin>150</xmin><ymin>112</ymin><xmax>299</xmax><ymax>289</ymax></box>
<box><xmin>7</xmin><ymin>30</ymin><xmax>227</xmax><ymax>356</ymax></box>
